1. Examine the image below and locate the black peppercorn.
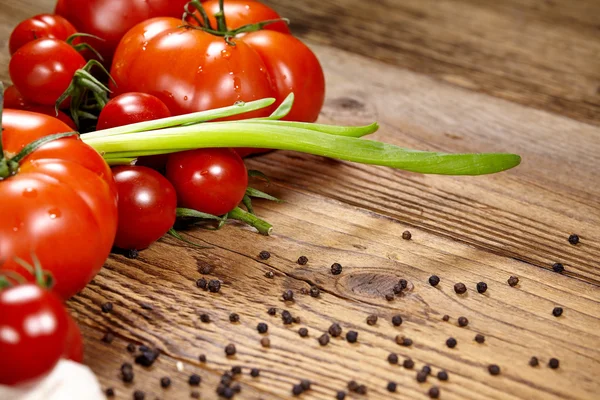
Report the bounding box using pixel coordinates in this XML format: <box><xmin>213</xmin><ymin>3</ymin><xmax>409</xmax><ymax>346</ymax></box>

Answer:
<box><xmin>260</xmin><ymin>337</ymin><xmax>270</xmax><ymax>348</ymax></box>
<box><xmin>297</xmin><ymin>256</ymin><xmax>308</xmax><ymax>265</ymax></box>
<box><xmin>309</xmin><ymin>286</ymin><xmax>320</xmax><ymax>298</ymax></box>
<box><xmin>102</xmin><ymin>332</ymin><xmax>114</xmax><ymax>344</ymax></box>
<box><xmin>257</xmin><ymin>322</ymin><xmax>269</xmax><ymax>334</ymax></box>
<box><xmin>101</xmin><ymin>302</ymin><xmax>113</xmax><ymax>313</ymax></box>
<box><xmin>329</xmin><ymin>323</ymin><xmax>342</xmax><ymax>337</ymax></box>
<box><xmin>416</xmin><ymin>371</ymin><xmax>428</xmax><ymax>383</ymax></box>
<box><xmin>126</xmin><ymin>249</ymin><xmax>139</xmax><ymax>259</ymax></box>
<box><xmin>366</xmin><ymin>315</ymin><xmax>378</xmax><ymax>325</ymax></box>
<box><xmin>442</xmin><ymin>315</ymin><xmax>450</xmax><ymax>322</ymax></box>
<box><xmin>402</xmin><ymin>231</ymin><xmax>412</xmax><ymax>240</ymax></box>
<box><xmin>127</xmin><ymin>343</ymin><xmax>136</xmax><ymax>353</ymax></box>
<box><xmin>265</xmin><ymin>271</ymin><xmax>274</xmax><ymax>278</ymax></box>
<box><xmin>568</xmin><ymin>234</ymin><xmax>579</xmax><ymax>245</ymax></box>
<box><xmin>529</xmin><ymin>356</ymin><xmax>539</xmax><ymax>367</ymax></box>
<box><xmin>293</xmin><ymin>316</ymin><xmax>301</xmax><ymax>324</ymax></box>
<box><xmin>507</xmin><ymin>276</ymin><xmax>519</xmax><ymax>287</ymax></box>
<box><xmin>399</xmin><ymin>279</ymin><xmax>408</xmax><ymax>289</ymax></box>
<box><xmin>356</xmin><ymin>385</ymin><xmax>367</xmax><ymax>395</ymax></box>
<box><xmin>347</xmin><ymin>381</ymin><xmax>359</xmax><ymax>392</ymax></box>
<box><xmin>135</xmin><ymin>349</ymin><xmax>160</xmax><ymax>367</ymax></box>
<box><xmin>392</xmin><ymin>315</ymin><xmax>403</xmax><ymax>326</ymax></box>
<box><xmin>250</xmin><ymin>368</ymin><xmax>260</xmax><ymax>377</ymax></box>
<box><xmin>429</xmin><ymin>275</ymin><xmax>440</xmax><ymax>286</ymax></box>
<box><xmin>475</xmin><ymin>334</ymin><xmax>485</xmax><ymax>344</ymax></box>
<box><xmin>259</xmin><ymin>250</ymin><xmax>271</xmax><ymax>260</ymax></box>
<box><xmin>188</xmin><ymin>374</ymin><xmax>201</xmax><ymax>386</ymax></box>
<box><xmin>207</xmin><ymin>279</ymin><xmax>221</xmax><ymax>293</ymax></box>
<box><xmin>200</xmin><ymin>313</ymin><xmax>210</xmax><ymax>323</ymax></box>
<box><xmin>292</xmin><ymin>384</ymin><xmax>303</xmax><ymax>396</ymax></box>
<box><xmin>549</xmin><ymin>358</ymin><xmax>560</xmax><ymax>369</ymax></box>
<box><xmin>122</xmin><ymin>370</ymin><xmax>134</xmax><ymax>383</ymax></box>
<box><xmin>105</xmin><ymin>388</ymin><xmax>115</xmax><ymax>397</ymax></box>
<box><xmin>231</xmin><ymin>366</ymin><xmax>242</xmax><ymax>375</ymax></box>
<box><xmin>298</xmin><ymin>327</ymin><xmax>309</xmax><ymax>337</ymax></box>
<box><xmin>454</xmin><ymin>283</ymin><xmax>467</xmax><ymax>294</ymax></box>
<box><xmin>552</xmin><ymin>263</ymin><xmax>564</xmax><ymax>273</ymax></box>
<box><xmin>458</xmin><ymin>316</ymin><xmax>469</xmax><ymax>327</ymax></box>
<box><xmin>331</xmin><ymin>263</ymin><xmax>343</xmax><ymax>275</ymax></box>
<box><xmin>385</xmin><ymin>293</ymin><xmax>395</xmax><ymax>301</ymax></box>
<box><xmin>282</xmin><ymin>290</ymin><xmax>294</xmax><ymax>301</ymax></box>
<box><xmin>198</xmin><ymin>354</ymin><xmax>206</xmax><ymax>363</ymax></box>
<box><xmin>160</xmin><ymin>377</ymin><xmax>171</xmax><ymax>388</ymax></box>
<box><xmin>402</xmin><ymin>337</ymin><xmax>413</xmax><ymax>347</ymax></box>
<box><xmin>268</xmin><ymin>307</ymin><xmax>276</xmax><ymax>316</ymax></box>
<box><xmin>388</xmin><ymin>353</ymin><xmax>399</xmax><ymax>364</ymax></box>
<box><xmin>196</xmin><ymin>278</ymin><xmax>207</xmax><ymax>289</ymax></box>
<box><xmin>346</xmin><ymin>330</ymin><xmax>358</xmax><ymax>343</ymax></box>
<box><xmin>476</xmin><ymin>282</ymin><xmax>488</xmax><ymax>294</ymax></box>
<box><xmin>552</xmin><ymin>307</ymin><xmax>563</xmax><ymax>317</ymax></box>
<box><xmin>428</xmin><ymin>386</ymin><xmax>440</xmax><ymax>399</ymax></box>
<box><xmin>488</xmin><ymin>364</ymin><xmax>501</xmax><ymax>375</ymax></box>
<box><xmin>387</xmin><ymin>381</ymin><xmax>397</xmax><ymax>392</ymax></box>
<box><xmin>446</xmin><ymin>337</ymin><xmax>457</xmax><ymax>348</ymax></box>
<box><xmin>133</xmin><ymin>390</ymin><xmax>145</xmax><ymax>400</ymax></box>
<box><xmin>222</xmin><ymin>387</ymin><xmax>234</xmax><ymax>398</ymax></box>
<box><xmin>300</xmin><ymin>380</ymin><xmax>311</xmax><ymax>391</ymax></box>
<box><xmin>229</xmin><ymin>313</ymin><xmax>240</xmax><ymax>323</ymax></box>
<box><xmin>282</xmin><ymin>310</ymin><xmax>294</xmax><ymax>325</ymax></box>
<box><xmin>318</xmin><ymin>333</ymin><xmax>330</xmax><ymax>346</ymax></box>
<box><xmin>336</xmin><ymin>391</ymin><xmax>346</xmax><ymax>400</ymax></box>
<box><xmin>437</xmin><ymin>370</ymin><xmax>448</xmax><ymax>381</ymax></box>
<box><xmin>232</xmin><ymin>383</ymin><xmax>242</xmax><ymax>393</ymax></box>
<box><xmin>422</xmin><ymin>366</ymin><xmax>432</xmax><ymax>375</ymax></box>
<box><xmin>121</xmin><ymin>362</ymin><xmax>133</xmax><ymax>372</ymax></box>
<box><xmin>190</xmin><ymin>391</ymin><xmax>200</xmax><ymax>399</ymax></box>
<box><xmin>225</xmin><ymin>344</ymin><xmax>236</xmax><ymax>356</ymax></box>
<box><xmin>403</xmin><ymin>358</ymin><xmax>414</xmax><ymax>369</ymax></box>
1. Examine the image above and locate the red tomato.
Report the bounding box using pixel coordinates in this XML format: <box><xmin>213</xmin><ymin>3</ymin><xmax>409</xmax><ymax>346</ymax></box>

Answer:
<box><xmin>0</xmin><ymin>110</ymin><xmax>118</xmax><ymax>300</ymax></box>
<box><xmin>9</xmin><ymin>39</ymin><xmax>86</xmax><ymax>106</ymax></box>
<box><xmin>165</xmin><ymin>149</ymin><xmax>248</xmax><ymax>216</ymax></box>
<box><xmin>54</xmin><ymin>0</ymin><xmax>191</xmax><ymax>66</ymax></box>
<box><xmin>97</xmin><ymin>92</ymin><xmax>171</xmax><ymax>130</ymax></box>
<box><xmin>112</xmin><ymin>166</ymin><xmax>177</xmax><ymax>250</ymax></box>
<box><xmin>0</xmin><ymin>284</ymin><xmax>69</xmax><ymax>385</ymax></box>
<box><xmin>9</xmin><ymin>14</ymin><xmax>77</xmax><ymax>55</ymax></box>
<box><xmin>63</xmin><ymin>313</ymin><xmax>84</xmax><ymax>363</ymax></box>
<box><xmin>199</xmin><ymin>0</ymin><xmax>290</xmax><ymax>34</ymax></box>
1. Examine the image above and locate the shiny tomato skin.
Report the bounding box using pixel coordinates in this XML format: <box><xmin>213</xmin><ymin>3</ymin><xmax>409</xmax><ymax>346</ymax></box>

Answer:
<box><xmin>2</xmin><ymin>85</ymin><xmax>76</xmax><ymax>129</ymax></box>
<box><xmin>63</xmin><ymin>313</ymin><xmax>84</xmax><ymax>363</ymax></box>
<box><xmin>54</xmin><ymin>0</ymin><xmax>191</xmax><ymax>66</ymax></box>
<box><xmin>9</xmin><ymin>39</ymin><xmax>86</xmax><ymax>106</ymax></box>
<box><xmin>165</xmin><ymin>149</ymin><xmax>248</xmax><ymax>216</ymax></box>
<box><xmin>0</xmin><ymin>110</ymin><xmax>118</xmax><ymax>300</ymax></box>
<box><xmin>97</xmin><ymin>92</ymin><xmax>171</xmax><ymax>130</ymax></box>
<box><xmin>198</xmin><ymin>0</ymin><xmax>290</xmax><ymax>34</ymax></box>
<box><xmin>112</xmin><ymin>166</ymin><xmax>177</xmax><ymax>250</ymax></box>
<box><xmin>0</xmin><ymin>284</ymin><xmax>69</xmax><ymax>385</ymax></box>
<box><xmin>243</xmin><ymin>30</ymin><xmax>325</xmax><ymax>123</ymax></box>
<box><xmin>9</xmin><ymin>14</ymin><xmax>77</xmax><ymax>55</ymax></box>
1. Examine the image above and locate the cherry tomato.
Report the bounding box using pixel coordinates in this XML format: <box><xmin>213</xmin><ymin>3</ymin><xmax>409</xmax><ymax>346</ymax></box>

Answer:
<box><xmin>9</xmin><ymin>14</ymin><xmax>77</xmax><ymax>55</ymax></box>
<box><xmin>97</xmin><ymin>92</ymin><xmax>171</xmax><ymax>130</ymax></box>
<box><xmin>199</xmin><ymin>0</ymin><xmax>291</xmax><ymax>34</ymax></box>
<box><xmin>0</xmin><ymin>284</ymin><xmax>69</xmax><ymax>385</ymax></box>
<box><xmin>9</xmin><ymin>39</ymin><xmax>86</xmax><ymax>106</ymax></box>
<box><xmin>54</xmin><ymin>0</ymin><xmax>191</xmax><ymax>66</ymax></box>
<box><xmin>63</xmin><ymin>313</ymin><xmax>84</xmax><ymax>363</ymax></box>
<box><xmin>166</xmin><ymin>149</ymin><xmax>248</xmax><ymax>216</ymax></box>
<box><xmin>1</xmin><ymin>110</ymin><xmax>118</xmax><ymax>300</ymax></box>
<box><xmin>112</xmin><ymin>166</ymin><xmax>177</xmax><ymax>250</ymax></box>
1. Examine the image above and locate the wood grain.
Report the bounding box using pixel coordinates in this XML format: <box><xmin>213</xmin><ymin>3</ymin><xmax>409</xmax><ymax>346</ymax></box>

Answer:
<box><xmin>262</xmin><ymin>0</ymin><xmax>600</xmax><ymax>126</ymax></box>
<box><xmin>1</xmin><ymin>0</ymin><xmax>599</xmax><ymax>399</ymax></box>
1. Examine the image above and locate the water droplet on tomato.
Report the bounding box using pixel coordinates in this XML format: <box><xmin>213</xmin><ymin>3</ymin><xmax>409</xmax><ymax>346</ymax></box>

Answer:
<box><xmin>48</xmin><ymin>208</ymin><xmax>61</xmax><ymax>219</ymax></box>
<box><xmin>184</xmin><ymin>96</ymin><xmax>188</xmax><ymax>101</ymax></box>
<box><xmin>23</xmin><ymin>187</ymin><xmax>37</xmax><ymax>198</ymax></box>
<box><xmin>221</xmin><ymin>49</ymin><xmax>231</xmax><ymax>59</ymax></box>
<box><xmin>233</xmin><ymin>77</ymin><xmax>242</xmax><ymax>92</ymax></box>
<box><xmin>234</xmin><ymin>101</ymin><xmax>245</xmax><ymax>106</ymax></box>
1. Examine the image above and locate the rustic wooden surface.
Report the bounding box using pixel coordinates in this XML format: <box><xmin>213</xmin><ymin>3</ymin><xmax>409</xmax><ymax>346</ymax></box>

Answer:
<box><xmin>2</xmin><ymin>1</ymin><xmax>600</xmax><ymax>399</ymax></box>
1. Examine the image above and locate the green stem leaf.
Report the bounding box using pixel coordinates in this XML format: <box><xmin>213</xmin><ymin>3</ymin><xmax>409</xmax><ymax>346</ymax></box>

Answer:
<box><xmin>246</xmin><ymin>187</ymin><xmax>282</xmax><ymax>203</ymax></box>
<box><xmin>176</xmin><ymin>207</ymin><xmax>223</xmax><ymax>221</ymax></box>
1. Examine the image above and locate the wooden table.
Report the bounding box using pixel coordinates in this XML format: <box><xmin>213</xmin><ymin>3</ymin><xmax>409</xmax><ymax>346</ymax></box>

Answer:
<box><xmin>2</xmin><ymin>1</ymin><xmax>600</xmax><ymax>399</ymax></box>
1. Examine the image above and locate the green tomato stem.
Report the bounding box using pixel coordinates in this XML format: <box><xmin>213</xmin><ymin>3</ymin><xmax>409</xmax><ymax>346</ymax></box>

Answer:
<box><xmin>228</xmin><ymin>207</ymin><xmax>273</xmax><ymax>235</ymax></box>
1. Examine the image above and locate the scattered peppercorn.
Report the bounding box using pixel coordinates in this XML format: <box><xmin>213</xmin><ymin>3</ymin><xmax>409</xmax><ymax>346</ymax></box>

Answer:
<box><xmin>387</xmin><ymin>382</ymin><xmax>397</xmax><ymax>392</ymax></box>
<box><xmin>422</xmin><ymin>366</ymin><xmax>432</xmax><ymax>375</ymax></box>
<box><xmin>331</xmin><ymin>263</ymin><xmax>343</xmax><ymax>275</ymax></box>
<box><xmin>385</xmin><ymin>293</ymin><xmax>395</xmax><ymax>301</ymax></box>
<box><xmin>507</xmin><ymin>276</ymin><xmax>519</xmax><ymax>287</ymax></box>
<box><xmin>160</xmin><ymin>377</ymin><xmax>171</xmax><ymax>388</ymax></box>
<box><xmin>318</xmin><ymin>333</ymin><xmax>330</xmax><ymax>346</ymax></box>
<box><xmin>101</xmin><ymin>302</ymin><xmax>113</xmax><ymax>313</ymax></box>
<box><xmin>138</xmin><ymin>345</ymin><xmax>149</xmax><ymax>353</ymax></box>
<box><xmin>229</xmin><ymin>313</ymin><xmax>240</xmax><ymax>323</ymax></box>
<box><xmin>475</xmin><ymin>334</ymin><xmax>485</xmax><ymax>344</ymax></box>
<box><xmin>476</xmin><ymin>282</ymin><xmax>488</xmax><ymax>294</ymax></box>
<box><xmin>207</xmin><ymin>279</ymin><xmax>221</xmax><ymax>293</ymax></box>
<box><xmin>458</xmin><ymin>316</ymin><xmax>469</xmax><ymax>327</ymax></box>
<box><xmin>231</xmin><ymin>383</ymin><xmax>242</xmax><ymax>393</ymax></box>
<box><xmin>549</xmin><ymin>358</ymin><xmax>560</xmax><ymax>369</ymax></box>
<box><xmin>102</xmin><ymin>332</ymin><xmax>114</xmax><ymax>344</ymax></box>
<box><xmin>366</xmin><ymin>315</ymin><xmax>378</xmax><ymax>325</ymax></box>
<box><xmin>428</xmin><ymin>386</ymin><xmax>440</xmax><ymax>399</ymax></box>
<box><xmin>552</xmin><ymin>263</ymin><xmax>564</xmax><ymax>273</ymax></box>
<box><xmin>529</xmin><ymin>356</ymin><xmax>539</xmax><ymax>367</ymax></box>
<box><xmin>265</xmin><ymin>271</ymin><xmax>274</xmax><ymax>279</ymax></box>
<box><xmin>190</xmin><ymin>391</ymin><xmax>200</xmax><ymax>399</ymax></box>
<box><xmin>221</xmin><ymin>373</ymin><xmax>232</xmax><ymax>387</ymax></box>
<box><xmin>122</xmin><ymin>370</ymin><xmax>134</xmax><ymax>383</ymax></box>
<box><xmin>329</xmin><ymin>323</ymin><xmax>343</xmax><ymax>337</ymax></box>
<box><xmin>429</xmin><ymin>275</ymin><xmax>440</xmax><ymax>286</ymax></box>
<box><xmin>392</xmin><ymin>315</ymin><xmax>403</xmax><ymax>326</ymax></box>
<box><xmin>293</xmin><ymin>316</ymin><xmax>301</xmax><ymax>324</ymax></box>
<box><xmin>402</xmin><ymin>231</ymin><xmax>412</xmax><ymax>240</ymax></box>
<box><xmin>336</xmin><ymin>391</ymin><xmax>346</xmax><ymax>400</ymax></box>
<box><xmin>250</xmin><ymin>368</ymin><xmax>260</xmax><ymax>377</ymax></box>
<box><xmin>196</xmin><ymin>278</ymin><xmax>207</xmax><ymax>289</ymax></box>
<box><xmin>127</xmin><ymin>343</ymin><xmax>136</xmax><ymax>353</ymax></box>
<box><xmin>437</xmin><ymin>370</ymin><xmax>448</xmax><ymax>381</ymax></box>
<box><xmin>454</xmin><ymin>283</ymin><xmax>467</xmax><ymax>294</ymax></box>
<box><xmin>260</xmin><ymin>337</ymin><xmax>271</xmax><ymax>348</ymax></box>
<box><xmin>442</xmin><ymin>315</ymin><xmax>450</xmax><ymax>322</ymax></box>
<box><xmin>300</xmin><ymin>380</ymin><xmax>311</xmax><ymax>391</ymax></box>
<box><xmin>231</xmin><ymin>366</ymin><xmax>242</xmax><ymax>375</ymax></box>
<box><xmin>283</xmin><ymin>290</ymin><xmax>294</xmax><ymax>302</ymax></box>
<box><xmin>121</xmin><ymin>362</ymin><xmax>133</xmax><ymax>372</ymax></box>
<box><xmin>488</xmin><ymin>364</ymin><xmax>501</xmax><ymax>375</ymax></box>
<box><xmin>198</xmin><ymin>264</ymin><xmax>213</xmax><ymax>275</ymax></box>
<box><xmin>268</xmin><ymin>307</ymin><xmax>276</xmax><ymax>316</ymax></box>
<box><xmin>292</xmin><ymin>384</ymin><xmax>303</xmax><ymax>396</ymax></box>
<box><xmin>387</xmin><ymin>353</ymin><xmax>399</xmax><ymax>364</ymax></box>
<box><xmin>401</xmin><ymin>337</ymin><xmax>413</xmax><ymax>347</ymax></box>
<box><xmin>309</xmin><ymin>286</ymin><xmax>320</xmax><ymax>298</ymax></box>
<box><xmin>282</xmin><ymin>310</ymin><xmax>294</xmax><ymax>325</ymax></box>
<box><xmin>552</xmin><ymin>307</ymin><xmax>563</xmax><ymax>317</ymax></box>
<box><xmin>347</xmin><ymin>381</ymin><xmax>359</xmax><ymax>392</ymax></box>
<box><xmin>105</xmin><ymin>388</ymin><xmax>115</xmax><ymax>397</ymax></box>
<box><xmin>259</xmin><ymin>250</ymin><xmax>271</xmax><ymax>260</ymax></box>
<box><xmin>416</xmin><ymin>371</ymin><xmax>428</xmax><ymax>383</ymax></box>
<box><xmin>392</xmin><ymin>284</ymin><xmax>402</xmax><ymax>294</ymax></box>
<box><xmin>568</xmin><ymin>234</ymin><xmax>579</xmax><ymax>245</ymax></box>
<box><xmin>346</xmin><ymin>330</ymin><xmax>358</xmax><ymax>343</ymax></box>
<box><xmin>446</xmin><ymin>337</ymin><xmax>457</xmax><ymax>348</ymax></box>
<box><xmin>188</xmin><ymin>374</ymin><xmax>201</xmax><ymax>386</ymax></box>
<box><xmin>221</xmin><ymin>387</ymin><xmax>234</xmax><ymax>398</ymax></box>
<box><xmin>200</xmin><ymin>313</ymin><xmax>210</xmax><ymax>323</ymax></box>
<box><xmin>298</xmin><ymin>327</ymin><xmax>309</xmax><ymax>337</ymax></box>
<box><xmin>133</xmin><ymin>390</ymin><xmax>145</xmax><ymax>400</ymax></box>
<box><xmin>257</xmin><ymin>322</ymin><xmax>269</xmax><ymax>334</ymax></box>
<box><xmin>356</xmin><ymin>385</ymin><xmax>367</xmax><ymax>395</ymax></box>
<box><xmin>198</xmin><ymin>354</ymin><xmax>206</xmax><ymax>363</ymax></box>
<box><xmin>135</xmin><ymin>349</ymin><xmax>160</xmax><ymax>367</ymax></box>
<box><xmin>399</xmin><ymin>279</ymin><xmax>408</xmax><ymax>289</ymax></box>
<box><xmin>297</xmin><ymin>256</ymin><xmax>308</xmax><ymax>265</ymax></box>
<box><xmin>403</xmin><ymin>358</ymin><xmax>415</xmax><ymax>369</ymax></box>
<box><xmin>225</xmin><ymin>344</ymin><xmax>236</xmax><ymax>356</ymax></box>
